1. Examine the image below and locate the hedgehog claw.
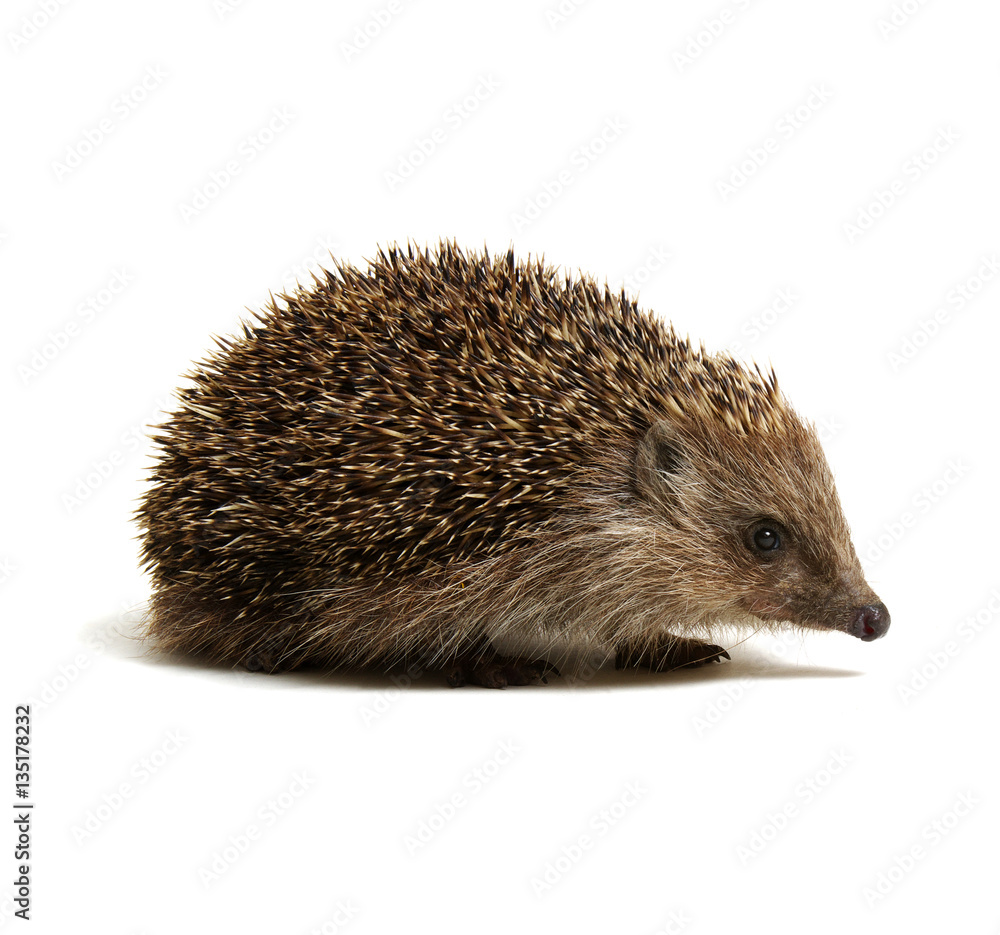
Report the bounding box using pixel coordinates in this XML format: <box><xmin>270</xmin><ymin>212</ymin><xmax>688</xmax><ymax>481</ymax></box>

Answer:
<box><xmin>615</xmin><ymin>636</ymin><xmax>731</xmax><ymax>672</ymax></box>
<box><xmin>678</xmin><ymin>645</ymin><xmax>730</xmax><ymax>668</ymax></box>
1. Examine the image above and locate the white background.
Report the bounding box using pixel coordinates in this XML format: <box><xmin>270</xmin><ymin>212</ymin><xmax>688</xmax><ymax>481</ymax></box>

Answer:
<box><xmin>3</xmin><ymin>0</ymin><xmax>999</xmax><ymax>932</ymax></box>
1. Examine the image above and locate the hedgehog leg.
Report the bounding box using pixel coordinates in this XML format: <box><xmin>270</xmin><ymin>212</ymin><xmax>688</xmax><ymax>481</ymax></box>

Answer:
<box><xmin>615</xmin><ymin>635</ymin><xmax>730</xmax><ymax>672</ymax></box>
<box><xmin>443</xmin><ymin>655</ymin><xmax>560</xmax><ymax>689</ymax></box>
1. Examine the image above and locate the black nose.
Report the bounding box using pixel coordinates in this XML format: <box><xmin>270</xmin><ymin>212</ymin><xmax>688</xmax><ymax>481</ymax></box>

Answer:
<box><xmin>850</xmin><ymin>603</ymin><xmax>890</xmax><ymax>641</ymax></box>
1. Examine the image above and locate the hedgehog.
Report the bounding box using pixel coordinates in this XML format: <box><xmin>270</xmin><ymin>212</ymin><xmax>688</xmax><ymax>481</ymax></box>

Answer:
<box><xmin>136</xmin><ymin>241</ymin><xmax>889</xmax><ymax>688</ymax></box>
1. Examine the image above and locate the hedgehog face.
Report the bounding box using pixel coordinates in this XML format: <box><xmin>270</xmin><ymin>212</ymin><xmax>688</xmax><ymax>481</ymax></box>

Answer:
<box><xmin>634</xmin><ymin>417</ymin><xmax>890</xmax><ymax>641</ymax></box>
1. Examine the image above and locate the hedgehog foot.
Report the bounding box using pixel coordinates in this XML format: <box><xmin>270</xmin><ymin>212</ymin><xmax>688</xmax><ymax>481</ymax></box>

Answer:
<box><xmin>444</xmin><ymin>656</ymin><xmax>559</xmax><ymax>689</ymax></box>
<box><xmin>615</xmin><ymin>635</ymin><xmax>730</xmax><ymax>672</ymax></box>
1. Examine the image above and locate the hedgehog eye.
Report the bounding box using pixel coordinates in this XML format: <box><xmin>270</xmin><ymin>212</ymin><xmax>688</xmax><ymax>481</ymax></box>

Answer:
<box><xmin>747</xmin><ymin>522</ymin><xmax>785</xmax><ymax>555</ymax></box>
<box><xmin>754</xmin><ymin>528</ymin><xmax>780</xmax><ymax>551</ymax></box>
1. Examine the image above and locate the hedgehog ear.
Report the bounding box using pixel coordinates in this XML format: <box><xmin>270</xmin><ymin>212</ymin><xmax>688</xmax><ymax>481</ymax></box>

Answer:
<box><xmin>634</xmin><ymin>420</ymin><xmax>686</xmax><ymax>504</ymax></box>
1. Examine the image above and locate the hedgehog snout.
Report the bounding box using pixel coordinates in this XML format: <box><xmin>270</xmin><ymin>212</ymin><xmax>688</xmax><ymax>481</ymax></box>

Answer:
<box><xmin>849</xmin><ymin>602</ymin><xmax>890</xmax><ymax>641</ymax></box>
